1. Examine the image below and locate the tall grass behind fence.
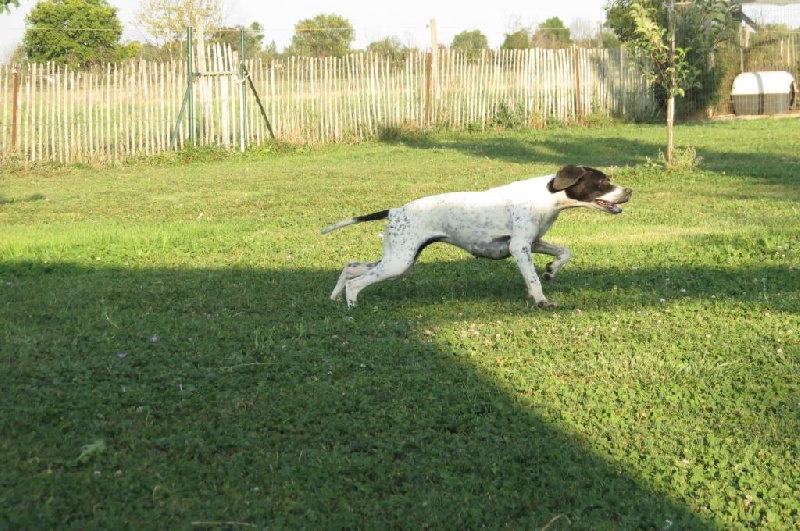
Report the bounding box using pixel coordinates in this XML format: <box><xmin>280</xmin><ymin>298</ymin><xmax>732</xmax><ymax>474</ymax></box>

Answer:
<box><xmin>0</xmin><ymin>47</ymin><xmax>652</xmax><ymax>164</ymax></box>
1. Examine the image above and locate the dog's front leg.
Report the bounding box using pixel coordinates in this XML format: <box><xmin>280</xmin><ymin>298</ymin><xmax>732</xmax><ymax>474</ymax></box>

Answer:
<box><xmin>509</xmin><ymin>236</ymin><xmax>558</xmax><ymax>309</ymax></box>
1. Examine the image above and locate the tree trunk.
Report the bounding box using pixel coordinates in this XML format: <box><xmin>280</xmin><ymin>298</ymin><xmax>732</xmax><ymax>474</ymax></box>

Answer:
<box><xmin>667</xmin><ymin>0</ymin><xmax>675</xmax><ymax>167</ymax></box>
<box><xmin>666</xmin><ymin>95</ymin><xmax>674</xmax><ymax>166</ymax></box>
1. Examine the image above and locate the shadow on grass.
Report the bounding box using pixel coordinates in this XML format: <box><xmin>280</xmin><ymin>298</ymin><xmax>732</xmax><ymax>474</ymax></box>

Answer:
<box><xmin>0</xmin><ymin>193</ymin><xmax>48</xmax><ymax>205</ymax></box>
<box><xmin>381</xmin><ymin>126</ymin><xmax>800</xmax><ymax>187</ymax></box>
<box><xmin>382</xmin><ymin>130</ymin><xmax>653</xmax><ymax>168</ymax></box>
<box><xmin>2</xmin><ymin>256</ymin><xmax>796</xmax><ymax>527</ymax></box>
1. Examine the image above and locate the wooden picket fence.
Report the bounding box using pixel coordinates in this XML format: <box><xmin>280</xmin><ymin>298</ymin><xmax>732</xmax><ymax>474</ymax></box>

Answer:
<box><xmin>0</xmin><ymin>47</ymin><xmax>654</xmax><ymax>164</ymax></box>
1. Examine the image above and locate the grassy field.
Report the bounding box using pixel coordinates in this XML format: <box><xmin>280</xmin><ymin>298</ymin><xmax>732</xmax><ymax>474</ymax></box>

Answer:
<box><xmin>1</xmin><ymin>119</ymin><xmax>799</xmax><ymax>529</ymax></box>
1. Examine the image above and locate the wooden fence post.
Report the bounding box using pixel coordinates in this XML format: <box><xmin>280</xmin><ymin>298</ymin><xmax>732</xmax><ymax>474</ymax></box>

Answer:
<box><xmin>188</xmin><ymin>28</ymin><xmax>196</xmax><ymax>145</ymax></box>
<box><xmin>425</xmin><ymin>53</ymin><xmax>432</xmax><ymax>126</ymax></box>
<box><xmin>574</xmin><ymin>46</ymin><xmax>584</xmax><ymax>125</ymax></box>
<box><xmin>11</xmin><ymin>65</ymin><xmax>19</xmax><ymax>153</ymax></box>
<box><xmin>239</xmin><ymin>30</ymin><xmax>247</xmax><ymax>152</ymax></box>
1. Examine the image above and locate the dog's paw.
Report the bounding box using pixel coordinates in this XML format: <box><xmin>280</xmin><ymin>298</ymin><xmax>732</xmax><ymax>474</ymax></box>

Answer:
<box><xmin>543</xmin><ymin>262</ymin><xmax>555</xmax><ymax>281</ymax></box>
<box><xmin>537</xmin><ymin>300</ymin><xmax>559</xmax><ymax>310</ymax></box>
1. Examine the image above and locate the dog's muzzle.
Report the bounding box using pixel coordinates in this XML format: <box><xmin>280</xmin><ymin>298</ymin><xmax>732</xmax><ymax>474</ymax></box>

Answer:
<box><xmin>596</xmin><ymin>188</ymin><xmax>632</xmax><ymax>214</ymax></box>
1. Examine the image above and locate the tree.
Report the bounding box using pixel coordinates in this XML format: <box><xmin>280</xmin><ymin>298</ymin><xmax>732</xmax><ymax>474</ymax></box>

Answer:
<box><xmin>606</xmin><ymin>0</ymin><xmax>738</xmax><ymax>164</ymax></box>
<box><xmin>210</xmin><ymin>22</ymin><xmax>265</xmax><ymax>59</ymax></box>
<box><xmin>130</xmin><ymin>39</ymin><xmax>193</xmax><ymax>61</ymax></box>
<box><xmin>451</xmin><ymin>30</ymin><xmax>488</xmax><ymax>58</ymax></box>
<box><xmin>261</xmin><ymin>40</ymin><xmax>279</xmax><ymax>62</ymax></box>
<box><xmin>289</xmin><ymin>14</ymin><xmax>354</xmax><ymax>57</ymax></box>
<box><xmin>23</xmin><ymin>0</ymin><xmax>130</xmax><ymax>67</ymax></box>
<box><xmin>366</xmin><ymin>36</ymin><xmax>407</xmax><ymax>61</ymax></box>
<box><xmin>607</xmin><ymin>0</ymin><xmax>738</xmax><ymax>108</ymax></box>
<box><xmin>501</xmin><ymin>29</ymin><xmax>530</xmax><ymax>50</ymax></box>
<box><xmin>136</xmin><ymin>0</ymin><xmax>224</xmax><ymax>45</ymax></box>
<box><xmin>1</xmin><ymin>0</ymin><xmax>20</xmax><ymax>13</ymax></box>
<box><xmin>628</xmin><ymin>2</ymin><xmax>690</xmax><ymax>164</ymax></box>
<box><xmin>599</xmin><ymin>29</ymin><xmax>622</xmax><ymax>49</ymax></box>
<box><xmin>532</xmin><ymin>17</ymin><xmax>571</xmax><ymax>48</ymax></box>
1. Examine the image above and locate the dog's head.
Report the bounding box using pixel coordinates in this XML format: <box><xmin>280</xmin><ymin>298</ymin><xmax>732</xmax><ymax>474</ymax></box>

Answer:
<box><xmin>549</xmin><ymin>165</ymin><xmax>632</xmax><ymax>214</ymax></box>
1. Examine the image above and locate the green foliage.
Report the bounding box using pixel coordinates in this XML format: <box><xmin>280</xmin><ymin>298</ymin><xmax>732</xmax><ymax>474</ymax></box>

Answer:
<box><xmin>605</xmin><ymin>0</ymin><xmax>740</xmax><ymax>116</ymax></box>
<box><xmin>645</xmin><ymin>145</ymin><xmax>702</xmax><ymax>171</ymax></box>
<box><xmin>261</xmin><ymin>40</ymin><xmax>280</xmax><ymax>62</ymax></box>
<box><xmin>532</xmin><ymin>17</ymin><xmax>572</xmax><ymax>48</ymax></box>
<box><xmin>136</xmin><ymin>0</ymin><xmax>223</xmax><ymax>46</ymax></box>
<box><xmin>606</xmin><ymin>0</ymin><xmax>646</xmax><ymax>43</ymax></box>
<box><xmin>451</xmin><ymin>30</ymin><xmax>488</xmax><ymax>58</ymax></box>
<box><xmin>1</xmin><ymin>0</ymin><xmax>20</xmax><ymax>12</ymax></box>
<box><xmin>210</xmin><ymin>23</ymin><xmax>266</xmax><ymax>60</ymax></box>
<box><xmin>1</xmin><ymin>121</ymin><xmax>800</xmax><ymax>528</ymax></box>
<box><xmin>23</xmin><ymin>0</ymin><xmax>129</xmax><ymax>68</ymax></box>
<box><xmin>628</xmin><ymin>2</ymin><xmax>695</xmax><ymax>99</ymax></box>
<box><xmin>131</xmin><ymin>40</ymin><xmax>184</xmax><ymax>61</ymax></box>
<box><xmin>366</xmin><ymin>36</ymin><xmax>408</xmax><ymax>61</ymax></box>
<box><xmin>601</xmin><ymin>29</ymin><xmax>622</xmax><ymax>49</ymax></box>
<box><xmin>501</xmin><ymin>29</ymin><xmax>530</xmax><ymax>50</ymax></box>
<box><xmin>290</xmin><ymin>13</ymin><xmax>355</xmax><ymax>58</ymax></box>
<box><xmin>490</xmin><ymin>101</ymin><xmax>527</xmax><ymax>129</ymax></box>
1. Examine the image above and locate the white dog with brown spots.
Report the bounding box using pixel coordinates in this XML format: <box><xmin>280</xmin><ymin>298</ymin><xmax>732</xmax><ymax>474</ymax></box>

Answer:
<box><xmin>322</xmin><ymin>165</ymin><xmax>632</xmax><ymax>308</ymax></box>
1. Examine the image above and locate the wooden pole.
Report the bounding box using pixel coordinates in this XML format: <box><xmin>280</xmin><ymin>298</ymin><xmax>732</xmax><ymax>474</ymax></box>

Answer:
<box><xmin>425</xmin><ymin>53</ymin><xmax>432</xmax><ymax>126</ymax></box>
<box><xmin>196</xmin><ymin>24</ymin><xmax>210</xmax><ymax>144</ymax></box>
<box><xmin>574</xmin><ymin>46</ymin><xmax>584</xmax><ymax>125</ymax></box>
<box><xmin>11</xmin><ymin>65</ymin><xmax>19</xmax><ymax>153</ymax></box>
<box><xmin>429</xmin><ymin>18</ymin><xmax>438</xmax><ymax>67</ymax></box>
<box><xmin>428</xmin><ymin>18</ymin><xmax>437</xmax><ymax>126</ymax></box>
<box><xmin>239</xmin><ymin>30</ymin><xmax>247</xmax><ymax>152</ymax></box>
<box><xmin>188</xmin><ymin>27</ymin><xmax>195</xmax><ymax>145</ymax></box>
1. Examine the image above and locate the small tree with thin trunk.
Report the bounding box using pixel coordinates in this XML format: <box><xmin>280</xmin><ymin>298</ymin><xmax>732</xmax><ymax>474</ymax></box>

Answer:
<box><xmin>628</xmin><ymin>1</ymin><xmax>695</xmax><ymax>165</ymax></box>
<box><xmin>609</xmin><ymin>0</ymin><xmax>739</xmax><ymax>166</ymax></box>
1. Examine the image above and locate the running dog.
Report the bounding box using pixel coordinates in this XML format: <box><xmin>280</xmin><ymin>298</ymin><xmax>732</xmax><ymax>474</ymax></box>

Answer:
<box><xmin>321</xmin><ymin>165</ymin><xmax>632</xmax><ymax>308</ymax></box>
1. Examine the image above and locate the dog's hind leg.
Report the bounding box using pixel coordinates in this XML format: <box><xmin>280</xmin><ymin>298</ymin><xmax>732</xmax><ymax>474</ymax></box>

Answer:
<box><xmin>342</xmin><ymin>212</ymin><xmax>431</xmax><ymax>307</ymax></box>
<box><xmin>344</xmin><ymin>250</ymin><xmax>418</xmax><ymax>307</ymax></box>
<box><xmin>532</xmin><ymin>241</ymin><xmax>571</xmax><ymax>281</ymax></box>
<box><xmin>331</xmin><ymin>261</ymin><xmax>376</xmax><ymax>301</ymax></box>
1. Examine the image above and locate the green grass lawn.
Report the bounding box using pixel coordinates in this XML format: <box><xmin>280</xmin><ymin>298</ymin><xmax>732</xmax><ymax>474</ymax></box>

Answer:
<box><xmin>1</xmin><ymin>120</ymin><xmax>799</xmax><ymax>528</ymax></box>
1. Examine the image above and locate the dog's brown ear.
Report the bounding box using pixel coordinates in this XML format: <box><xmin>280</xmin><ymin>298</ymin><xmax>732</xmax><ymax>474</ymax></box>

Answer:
<box><xmin>551</xmin><ymin>165</ymin><xmax>586</xmax><ymax>191</ymax></box>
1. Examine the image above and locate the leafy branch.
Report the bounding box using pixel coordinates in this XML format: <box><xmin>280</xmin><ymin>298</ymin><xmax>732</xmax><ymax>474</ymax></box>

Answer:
<box><xmin>628</xmin><ymin>2</ymin><xmax>697</xmax><ymax>99</ymax></box>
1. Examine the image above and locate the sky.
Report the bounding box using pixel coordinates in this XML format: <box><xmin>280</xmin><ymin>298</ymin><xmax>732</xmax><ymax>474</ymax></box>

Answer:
<box><xmin>0</xmin><ymin>0</ymin><xmax>609</xmax><ymax>61</ymax></box>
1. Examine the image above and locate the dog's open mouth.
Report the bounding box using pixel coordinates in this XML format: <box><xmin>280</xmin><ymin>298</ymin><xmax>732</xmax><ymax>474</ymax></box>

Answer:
<box><xmin>595</xmin><ymin>199</ymin><xmax>624</xmax><ymax>214</ymax></box>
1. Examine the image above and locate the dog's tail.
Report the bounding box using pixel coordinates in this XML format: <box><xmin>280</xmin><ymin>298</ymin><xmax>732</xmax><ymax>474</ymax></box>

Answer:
<box><xmin>320</xmin><ymin>209</ymin><xmax>390</xmax><ymax>235</ymax></box>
